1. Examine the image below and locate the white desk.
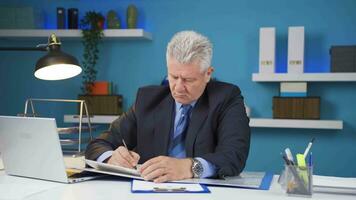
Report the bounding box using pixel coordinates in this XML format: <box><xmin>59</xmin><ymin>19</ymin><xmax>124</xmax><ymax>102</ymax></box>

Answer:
<box><xmin>0</xmin><ymin>170</ymin><xmax>355</xmax><ymax>200</ymax></box>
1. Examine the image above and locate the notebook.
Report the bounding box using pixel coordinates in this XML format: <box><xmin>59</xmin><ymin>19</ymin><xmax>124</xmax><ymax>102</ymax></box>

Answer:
<box><xmin>0</xmin><ymin>116</ymin><xmax>103</xmax><ymax>183</ymax></box>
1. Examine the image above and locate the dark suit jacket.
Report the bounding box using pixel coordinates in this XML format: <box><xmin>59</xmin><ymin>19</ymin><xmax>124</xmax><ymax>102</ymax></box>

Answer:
<box><xmin>85</xmin><ymin>81</ymin><xmax>250</xmax><ymax>178</ymax></box>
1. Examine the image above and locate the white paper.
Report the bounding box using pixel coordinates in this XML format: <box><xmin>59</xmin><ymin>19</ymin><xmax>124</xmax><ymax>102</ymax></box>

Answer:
<box><xmin>313</xmin><ymin>175</ymin><xmax>356</xmax><ymax>189</ymax></box>
<box><xmin>132</xmin><ymin>180</ymin><xmax>205</xmax><ymax>192</ymax></box>
<box><xmin>86</xmin><ymin>159</ymin><xmax>141</xmax><ymax>176</ymax></box>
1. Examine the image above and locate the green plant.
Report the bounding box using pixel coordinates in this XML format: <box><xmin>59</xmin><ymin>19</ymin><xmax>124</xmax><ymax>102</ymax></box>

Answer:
<box><xmin>80</xmin><ymin>11</ymin><xmax>105</xmax><ymax>94</ymax></box>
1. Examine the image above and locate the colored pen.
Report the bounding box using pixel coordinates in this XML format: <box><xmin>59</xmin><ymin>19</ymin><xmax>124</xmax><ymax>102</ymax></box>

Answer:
<box><xmin>308</xmin><ymin>152</ymin><xmax>313</xmax><ymax>167</ymax></box>
<box><xmin>303</xmin><ymin>138</ymin><xmax>315</xmax><ymax>158</ymax></box>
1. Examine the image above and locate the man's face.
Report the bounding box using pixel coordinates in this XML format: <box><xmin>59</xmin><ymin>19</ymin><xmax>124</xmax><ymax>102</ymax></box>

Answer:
<box><xmin>167</xmin><ymin>58</ymin><xmax>213</xmax><ymax>104</ymax></box>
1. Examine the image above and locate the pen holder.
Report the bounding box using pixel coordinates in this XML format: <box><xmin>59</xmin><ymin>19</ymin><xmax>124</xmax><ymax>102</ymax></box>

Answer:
<box><xmin>280</xmin><ymin>165</ymin><xmax>313</xmax><ymax>197</ymax></box>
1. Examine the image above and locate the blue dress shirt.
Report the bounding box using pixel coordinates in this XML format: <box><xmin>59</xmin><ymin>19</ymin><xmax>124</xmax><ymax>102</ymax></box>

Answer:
<box><xmin>97</xmin><ymin>101</ymin><xmax>217</xmax><ymax>178</ymax></box>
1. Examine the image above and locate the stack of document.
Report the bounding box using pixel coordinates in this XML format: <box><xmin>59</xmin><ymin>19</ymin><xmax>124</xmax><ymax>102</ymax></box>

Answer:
<box><xmin>313</xmin><ymin>175</ymin><xmax>356</xmax><ymax>195</ymax></box>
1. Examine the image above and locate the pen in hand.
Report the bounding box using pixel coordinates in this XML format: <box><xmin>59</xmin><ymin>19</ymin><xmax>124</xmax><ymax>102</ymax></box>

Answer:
<box><xmin>122</xmin><ymin>139</ymin><xmax>138</xmax><ymax>170</ymax></box>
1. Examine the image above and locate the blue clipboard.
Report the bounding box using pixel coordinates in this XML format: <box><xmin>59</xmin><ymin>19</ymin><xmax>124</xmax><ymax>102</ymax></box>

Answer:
<box><xmin>131</xmin><ymin>180</ymin><xmax>211</xmax><ymax>193</ymax></box>
<box><xmin>258</xmin><ymin>172</ymin><xmax>274</xmax><ymax>190</ymax></box>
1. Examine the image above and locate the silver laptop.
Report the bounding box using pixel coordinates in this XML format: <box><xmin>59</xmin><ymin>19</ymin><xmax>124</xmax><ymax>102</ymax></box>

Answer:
<box><xmin>0</xmin><ymin>115</ymin><xmax>101</xmax><ymax>183</ymax></box>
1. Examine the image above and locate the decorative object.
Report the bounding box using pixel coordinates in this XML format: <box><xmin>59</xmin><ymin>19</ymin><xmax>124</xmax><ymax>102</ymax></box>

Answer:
<box><xmin>107</xmin><ymin>10</ymin><xmax>120</xmax><ymax>29</ymax></box>
<box><xmin>57</xmin><ymin>7</ymin><xmax>65</xmax><ymax>29</ymax></box>
<box><xmin>127</xmin><ymin>4</ymin><xmax>138</xmax><ymax>29</ymax></box>
<box><xmin>80</xmin><ymin>11</ymin><xmax>105</xmax><ymax>94</ymax></box>
<box><xmin>68</xmin><ymin>8</ymin><xmax>79</xmax><ymax>29</ymax></box>
<box><xmin>0</xmin><ymin>34</ymin><xmax>81</xmax><ymax>80</ymax></box>
<box><xmin>90</xmin><ymin>81</ymin><xmax>113</xmax><ymax>95</ymax></box>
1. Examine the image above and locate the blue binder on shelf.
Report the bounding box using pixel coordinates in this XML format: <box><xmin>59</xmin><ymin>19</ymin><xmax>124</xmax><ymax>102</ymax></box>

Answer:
<box><xmin>131</xmin><ymin>180</ymin><xmax>211</xmax><ymax>193</ymax></box>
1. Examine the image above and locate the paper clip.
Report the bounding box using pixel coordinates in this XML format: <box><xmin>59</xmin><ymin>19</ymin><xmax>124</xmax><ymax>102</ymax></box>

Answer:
<box><xmin>153</xmin><ymin>187</ymin><xmax>186</xmax><ymax>192</ymax></box>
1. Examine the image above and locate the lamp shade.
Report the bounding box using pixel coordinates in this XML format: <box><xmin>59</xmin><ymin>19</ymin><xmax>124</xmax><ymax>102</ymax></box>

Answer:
<box><xmin>34</xmin><ymin>49</ymin><xmax>82</xmax><ymax>80</ymax></box>
<box><xmin>34</xmin><ymin>34</ymin><xmax>82</xmax><ymax>80</ymax></box>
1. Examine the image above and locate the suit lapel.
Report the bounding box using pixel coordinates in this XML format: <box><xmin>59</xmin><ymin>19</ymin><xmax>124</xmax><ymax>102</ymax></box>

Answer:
<box><xmin>153</xmin><ymin>95</ymin><xmax>174</xmax><ymax>156</ymax></box>
<box><xmin>185</xmin><ymin>93</ymin><xmax>209</xmax><ymax>157</ymax></box>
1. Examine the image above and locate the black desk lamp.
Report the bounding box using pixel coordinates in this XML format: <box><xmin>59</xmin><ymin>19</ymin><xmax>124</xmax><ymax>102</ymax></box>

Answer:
<box><xmin>0</xmin><ymin>33</ymin><xmax>82</xmax><ymax>80</ymax></box>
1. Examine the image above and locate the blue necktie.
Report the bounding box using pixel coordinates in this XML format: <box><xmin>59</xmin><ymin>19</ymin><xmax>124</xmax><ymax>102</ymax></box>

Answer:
<box><xmin>169</xmin><ymin>104</ymin><xmax>192</xmax><ymax>158</ymax></box>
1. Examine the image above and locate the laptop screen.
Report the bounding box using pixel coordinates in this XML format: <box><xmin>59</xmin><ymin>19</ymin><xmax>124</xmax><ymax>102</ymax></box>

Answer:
<box><xmin>0</xmin><ymin>116</ymin><xmax>68</xmax><ymax>183</ymax></box>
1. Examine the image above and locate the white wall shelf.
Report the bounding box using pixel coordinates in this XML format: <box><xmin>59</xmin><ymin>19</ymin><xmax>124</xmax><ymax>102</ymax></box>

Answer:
<box><xmin>252</xmin><ymin>73</ymin><xmax>356</xmax><ymax>82</ymax></box>
<box><xmin>249</xmin><ymin>118</ymin><xmax>343</xmax><ymax>130</ymax></box>
<box><xmin>65</xmin><ymin>115</ymin><xmax>343</xmax><ymax>130</ymax></box>
<box><xmin>0</xmin><ymin>29</ymin><xmax>152</xmax><ymax>40</ymax></box>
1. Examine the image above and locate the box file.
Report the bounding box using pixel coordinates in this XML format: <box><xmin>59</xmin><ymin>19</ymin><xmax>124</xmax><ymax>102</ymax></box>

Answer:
<box><xmin>288</xmin><ymin>26</ymin><xmax>304</xmax><ymax>74</ymax></box>
<box><xmin>259</xmin><ymin>27</ymin><xmax>276</xmax><ymax>73</ymax></box>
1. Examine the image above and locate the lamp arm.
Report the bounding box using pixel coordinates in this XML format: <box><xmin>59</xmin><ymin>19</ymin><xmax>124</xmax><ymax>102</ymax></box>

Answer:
<box><xmin>0</xmin><ymin>46</ymin><xmax>47</xmax><ymax>51</ymax></box>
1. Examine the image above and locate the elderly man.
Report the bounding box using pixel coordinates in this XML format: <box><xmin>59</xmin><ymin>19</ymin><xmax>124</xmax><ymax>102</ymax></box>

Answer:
<box><xmin>85</xmin><ymin>30</ymin><xmax>250</xmax><ymax>183</ymax></box>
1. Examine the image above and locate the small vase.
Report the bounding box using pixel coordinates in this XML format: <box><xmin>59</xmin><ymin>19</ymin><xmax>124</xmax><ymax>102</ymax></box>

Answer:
<box><xmin>127</xmin><ymin>4</ymin><xmax>138</xmax><ymax>29</ymax></box>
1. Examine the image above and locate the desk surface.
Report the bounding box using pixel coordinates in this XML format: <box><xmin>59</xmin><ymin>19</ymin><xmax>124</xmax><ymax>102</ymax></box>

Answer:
<box><xmin>0</xmin><ymin>170</ymin><xmax>355</xmax><ymax>200</ymax></box>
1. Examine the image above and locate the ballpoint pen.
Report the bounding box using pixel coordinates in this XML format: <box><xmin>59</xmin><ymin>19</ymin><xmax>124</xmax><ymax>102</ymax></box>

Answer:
<box><xmin>122</xmin><ymin>139</ymin><xmax>137</xmax><ymax>169</ymax></box>
<box><xmin>303</xmin><ymin>138</ymin><xmax>315</xmax><ymax>158</ymax></box>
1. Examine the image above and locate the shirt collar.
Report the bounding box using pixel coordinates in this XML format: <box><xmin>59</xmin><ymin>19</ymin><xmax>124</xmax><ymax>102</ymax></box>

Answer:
<box><xmin>175</xmin><ymin>101</ymin><xmax>197</xmax><ymax>111</ymax></box>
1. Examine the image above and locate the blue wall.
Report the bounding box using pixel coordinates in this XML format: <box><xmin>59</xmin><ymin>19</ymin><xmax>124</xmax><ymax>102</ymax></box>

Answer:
<box><xmin>1</xmin><ymin>0</ymin><xmax>356</xmax><ymax>177</ymax></box>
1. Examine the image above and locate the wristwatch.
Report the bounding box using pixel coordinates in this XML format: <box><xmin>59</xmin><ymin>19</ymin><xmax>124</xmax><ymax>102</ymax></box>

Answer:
<box><xmin>191</xmin><ymin>158</ymin><xmax>204</xmax><ymax>178</ymax></box>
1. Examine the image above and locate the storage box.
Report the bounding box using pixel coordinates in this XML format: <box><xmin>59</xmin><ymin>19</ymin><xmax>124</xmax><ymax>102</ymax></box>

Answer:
<box><xmin>273</xmin><ymin>97</ymin><xmax>320</xmax><ymax>119</ymax></box>
<box><xmin>78</xmin><ymin>95</ymin><xmax>123</xmax><ymax>115</ymax></box>
<box><xmin>0</xmin><ymin>6</ymin><xmax>43</xmax><ymax>29</ymax></box>
<box><xmin>330</xmin><ymin>45</ymin><xmax>356</xmax><ymax>72</ymax></box>
<box><xmin>280</xmin><ymin>82</ymin><xmax>307</xmax><ymax>97</ymax></box>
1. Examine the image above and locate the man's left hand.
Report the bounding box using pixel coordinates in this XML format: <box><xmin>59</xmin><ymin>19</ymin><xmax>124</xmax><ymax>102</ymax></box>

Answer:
<box><xmin>139</xmin><ymin>156</ymin><xmax>193</xmax><ymax>183</ymax></box>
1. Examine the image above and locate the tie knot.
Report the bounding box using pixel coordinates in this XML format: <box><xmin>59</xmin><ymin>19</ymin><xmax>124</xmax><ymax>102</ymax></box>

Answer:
<box><xmin>181</xmin><ymin>104</ymin><xmax>192</xmax><ymax>116</ymax></box>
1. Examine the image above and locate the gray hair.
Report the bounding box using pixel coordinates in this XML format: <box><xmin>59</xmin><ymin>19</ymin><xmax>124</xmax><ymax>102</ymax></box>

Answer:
<box><xmin>166</xmin><ymin>31</ymin><xmax>213</xmax><ymax>72</ymax></box>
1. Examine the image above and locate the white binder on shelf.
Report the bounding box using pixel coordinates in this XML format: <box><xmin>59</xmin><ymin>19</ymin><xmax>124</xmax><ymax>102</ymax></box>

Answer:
<box><xmin>259</xmin><ymin>27</ymin><xmax>276</xmax><ymax>74</ymax></box>
<box><xmin>288</xmin><ymin>26</ymin><xmax>305</xmax><ymax>74</ymax></box>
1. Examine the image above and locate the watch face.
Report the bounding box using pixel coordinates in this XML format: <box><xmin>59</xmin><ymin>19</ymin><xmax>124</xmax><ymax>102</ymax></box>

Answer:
<box><xmin>193</xmin><ymin>159</ymin><xmax>203</xmax><ymax>178</ymax></box>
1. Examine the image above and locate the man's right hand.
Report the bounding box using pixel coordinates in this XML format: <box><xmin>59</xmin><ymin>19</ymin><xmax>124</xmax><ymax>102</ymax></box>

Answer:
<box><xmin>107</xmin><ymin>146</ymin><xmax>140</xmax><ymax>169</ymax></box>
